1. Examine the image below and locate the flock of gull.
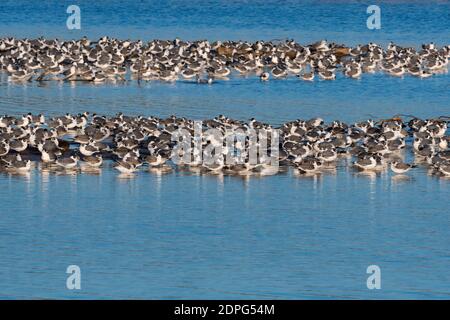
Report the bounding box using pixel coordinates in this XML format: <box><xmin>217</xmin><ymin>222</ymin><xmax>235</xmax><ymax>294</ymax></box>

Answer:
<box><xmin>0</xmin><ymin>112</ymin><xmax>449</xmax><ymax>178</ymax></box>
<box><xmin>1</xmin><ymin>37</ymin><xmax>449</xmax><ymax>83</ymax></box>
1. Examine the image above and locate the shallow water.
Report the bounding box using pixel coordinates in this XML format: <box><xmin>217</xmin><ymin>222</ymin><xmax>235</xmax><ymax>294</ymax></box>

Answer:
<box><xmin>0</xmin><ymin>1</ymin><xmax>449</xmax><ymax>299</ymax></box>
<box><xmin>1</xmin><ymin>0</ymin><xmax>450</xmax><ymax>45</ymax></box>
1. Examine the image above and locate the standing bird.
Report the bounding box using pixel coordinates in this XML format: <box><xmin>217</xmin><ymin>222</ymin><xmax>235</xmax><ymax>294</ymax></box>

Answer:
<box><xmin>56</xmin><ymin>155</ymin><xmax>79</xmax><ymax>169</ymax></box>
<box><xmin>260</xmin><ymin>72</ymin><xmax>270</xmax><ymax>81</ymax></box>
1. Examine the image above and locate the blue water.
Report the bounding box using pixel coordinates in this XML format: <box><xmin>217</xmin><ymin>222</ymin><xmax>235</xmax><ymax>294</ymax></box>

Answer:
<box><xmin>1</xmin><ymin>0</ymin><xmax>450</xmax><ymax>45</ymax></box>
<box><xmin>0</xmin><ymin>1</ymin><xmax>449</xmax><ymax>299</ymax></box>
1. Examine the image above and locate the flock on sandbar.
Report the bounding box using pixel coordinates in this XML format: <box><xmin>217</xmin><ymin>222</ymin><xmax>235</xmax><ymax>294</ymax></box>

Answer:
<box><xmin>0</xmin><ymin>37</ymin><xmax>449</xmax><ymax>83</ymax></box>
<box><xmin>0</xmin><ymin>112</ymin><xmax>449</xmax><ymax>178</ymax></box>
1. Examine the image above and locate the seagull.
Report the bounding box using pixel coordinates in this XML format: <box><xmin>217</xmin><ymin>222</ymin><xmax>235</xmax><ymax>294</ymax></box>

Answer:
<box><xmin>390</xmin><ymin>161</ymin><xmax>416</xmax><ymax>174</ymax></box>
<box><xmin>82</xmin><ymin>155</ymin><xmax>103</xmax><ymax>168</ymax></box>
<box><xmin>260</xmin><ymin>72</ymin><xmax>270</xmax><ymax>81</ymax></box>
<box><xmin>438</xmin><ymin>162</ymin><xmax>450</xmax><ymax>176</ymax></box>
<box><xmin>7</xmin><ymin>159</ymin><xmax>32</xmax><ymax>172</ymax></box>
<box><xmin>114</xmin><ymin>160</ymin><xmax>137</xmax><ymax>173</ymax></box>
<box><xmin>196</xmin><ymin>75</ymin><xmax>213</xmax><ymax>84</ymax></box>
<box><xmin>295</xmin><ymin>159</ymin><xmax>323</xmax><ymax>174</ymax></box>
<box><xmin>299</xmin><ymin>72</ymin><xmax>314</xmax><ymax>81</ymax></box>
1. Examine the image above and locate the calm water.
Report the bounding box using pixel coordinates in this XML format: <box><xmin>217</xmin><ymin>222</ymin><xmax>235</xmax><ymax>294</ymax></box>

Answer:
<box><xmin>0</xmin><ymin>1</ymin><xmax>449</xmax><ymax>299</ymax></box>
